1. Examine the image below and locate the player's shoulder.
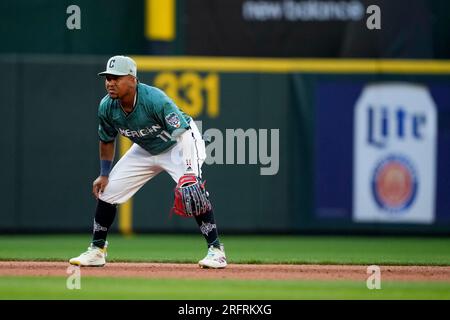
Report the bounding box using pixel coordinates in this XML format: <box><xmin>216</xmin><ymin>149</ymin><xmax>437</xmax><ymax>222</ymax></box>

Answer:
<box><xmin>138</xmin><ymin>83</ymin><xmax>173</xmax><ymax>110</ymax></box>
<box><xmin>138</xmin><ymin>83</ymin><xmax>168</xmax><ymax>100</ymax></box>
<box><xmin>98</xmin><ymin>94</ymin><xmax>114</xmax><ymax>114</ymax></box>
<box><xmin>99</xmin><ymin>94</ymin><xmax>112</xmax><ymax>108</ymax></box>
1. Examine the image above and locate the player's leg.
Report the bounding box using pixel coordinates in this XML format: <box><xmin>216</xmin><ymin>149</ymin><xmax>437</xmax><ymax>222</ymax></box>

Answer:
<box><xmin>161</xmin><ymin>122</ymin><xmax>227</xmax><ymax>268</ymax></box>
<box><xmin>94</xmin><ymin>143</ymin><xmax>163</xmax><ymax>247</ymax></box>
<box><xmin>69</xmin><ymin>143</ymin><xmax>162</xmax><ymax>266</ymax></box>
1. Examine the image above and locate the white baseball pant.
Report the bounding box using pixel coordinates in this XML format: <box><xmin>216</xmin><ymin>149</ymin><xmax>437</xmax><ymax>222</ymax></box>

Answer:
<box><xmin>99</xmin><ymin>121</ymin><xmax>206</xmax><ymax>205</ymax></box>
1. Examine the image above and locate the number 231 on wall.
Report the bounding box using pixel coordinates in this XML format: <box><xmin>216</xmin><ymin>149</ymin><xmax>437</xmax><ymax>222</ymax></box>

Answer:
<box><xmin>153</xmin><ymin>72</ymin><xmax>219</xmax><ymax>118</ymax></box>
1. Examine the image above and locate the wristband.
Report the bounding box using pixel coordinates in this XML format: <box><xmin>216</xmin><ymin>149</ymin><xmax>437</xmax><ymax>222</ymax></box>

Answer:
<box><xmin>100</xmin><ymin>160</ymin><xmax>113</xmax><ymax>177</ymax></box>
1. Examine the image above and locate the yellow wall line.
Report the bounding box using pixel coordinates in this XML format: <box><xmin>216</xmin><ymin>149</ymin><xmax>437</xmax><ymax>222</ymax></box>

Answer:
<box><xmin>132</xmin><ymin>56</ymin><xmax>450</xmax><ymax>74</ymax></box>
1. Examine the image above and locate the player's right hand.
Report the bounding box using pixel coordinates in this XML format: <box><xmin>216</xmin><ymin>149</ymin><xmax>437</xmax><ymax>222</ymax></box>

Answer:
<box><xmin>93</xmin><ymin>176</ymin><xmax>109</xmax><ymax>199</ymax></box>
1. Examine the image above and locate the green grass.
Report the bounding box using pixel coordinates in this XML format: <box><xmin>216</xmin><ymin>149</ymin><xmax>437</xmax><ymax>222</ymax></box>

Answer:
<box><xmin>0</xmin><ymin>276</ymin><xmax>449</xmax><ymax>300</ymax></box>
<box><xmin>1</xmin><ymin>235</ymin><xmax>449</xmax><ymax>300</ymax></box>
<box><xmin>0</xmin><ymin>234</ymin><xmax>449</xmax><ymax>265</ymax></box>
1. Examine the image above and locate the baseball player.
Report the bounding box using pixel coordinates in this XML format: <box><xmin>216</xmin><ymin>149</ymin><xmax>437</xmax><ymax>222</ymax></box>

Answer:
<box><xmin>69</xmin><ymin>55</ymin><xmax>227</xmax><ymax>269</ymax></box>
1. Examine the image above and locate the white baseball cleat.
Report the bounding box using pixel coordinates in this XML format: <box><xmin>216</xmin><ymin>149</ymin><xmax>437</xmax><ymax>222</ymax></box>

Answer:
<box><xmin>69</xmin><ymin>242</ymin><xmax>108</xmax><ymax>267</ymax></box>
<box><xmin>198</xmin><ymin>244</ymin><xmax>227</xmax><ymax>269</ymax></box>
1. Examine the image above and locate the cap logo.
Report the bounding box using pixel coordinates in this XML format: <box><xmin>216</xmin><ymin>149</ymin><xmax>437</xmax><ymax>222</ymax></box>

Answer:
<box><xmin>98</xmin><ymin>56</ymin><xmax>136</xmax><ymax>77</ymax></box>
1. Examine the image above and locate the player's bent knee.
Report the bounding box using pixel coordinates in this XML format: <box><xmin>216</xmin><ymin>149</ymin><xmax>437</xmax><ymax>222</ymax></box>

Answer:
<box><xmin>98</xmin><ymin>192</ymin><xmax>127</xmax><ymax>205</ymax></box>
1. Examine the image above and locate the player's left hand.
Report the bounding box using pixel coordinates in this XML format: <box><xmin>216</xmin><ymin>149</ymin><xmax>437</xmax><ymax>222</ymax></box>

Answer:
<box><xmin>92</xmin><ymin>176</ymin><xmax>109</xmax><ymax>199</ymax></box>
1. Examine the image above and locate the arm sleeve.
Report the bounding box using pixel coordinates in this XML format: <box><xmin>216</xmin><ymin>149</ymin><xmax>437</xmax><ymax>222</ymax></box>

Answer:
<box><xmin>98</xmin><ymin>109</ymin><xmax>118</xmax><ymax>143</ymax></box>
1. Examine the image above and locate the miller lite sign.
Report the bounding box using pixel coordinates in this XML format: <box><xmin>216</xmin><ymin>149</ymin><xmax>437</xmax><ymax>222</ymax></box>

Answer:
<box><xmin>353</xmin><ymin>83</ymin><xmax>437</xmax><ymax>224</ymax></box>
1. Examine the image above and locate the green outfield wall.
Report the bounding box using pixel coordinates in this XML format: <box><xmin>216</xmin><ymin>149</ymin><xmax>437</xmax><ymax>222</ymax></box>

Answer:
<box><xmin>1</xmin><ymin>55</ymin><xmax>450</xmax><ymax>234</ymax></box>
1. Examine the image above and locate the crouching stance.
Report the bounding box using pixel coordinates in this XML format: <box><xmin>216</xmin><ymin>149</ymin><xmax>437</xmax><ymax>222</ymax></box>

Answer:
<box><xmin>69</xmin><ymin>56</ymin><xmax>227</xmax><ymax>269</ymax></box>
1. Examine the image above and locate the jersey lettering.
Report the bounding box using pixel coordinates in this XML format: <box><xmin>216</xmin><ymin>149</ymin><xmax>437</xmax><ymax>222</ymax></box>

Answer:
<box><xmin>119</xmin><ymin>125</ymin><xmax>162</xmax><ymax>138</ymax></box>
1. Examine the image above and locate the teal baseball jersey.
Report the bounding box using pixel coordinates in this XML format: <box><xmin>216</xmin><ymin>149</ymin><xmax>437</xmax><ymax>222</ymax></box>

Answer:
<box><xmin>98</xmin><ymin>83</ymin><xmax>192</xmax><ymax>155</ymax></box>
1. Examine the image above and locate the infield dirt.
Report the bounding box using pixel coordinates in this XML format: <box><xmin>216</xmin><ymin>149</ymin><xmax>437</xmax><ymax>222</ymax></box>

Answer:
<box><xmin>0</xmin><ymin>261</ymin><xmax>449</xmax><ymax>282</ymax></box>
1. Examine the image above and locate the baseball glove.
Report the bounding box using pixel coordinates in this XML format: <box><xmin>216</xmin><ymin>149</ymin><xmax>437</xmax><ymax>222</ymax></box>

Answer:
<box><xmin>171</xmin><ymin>174</ymin><xmax>212</xmax><ymax>217</ymax></box>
